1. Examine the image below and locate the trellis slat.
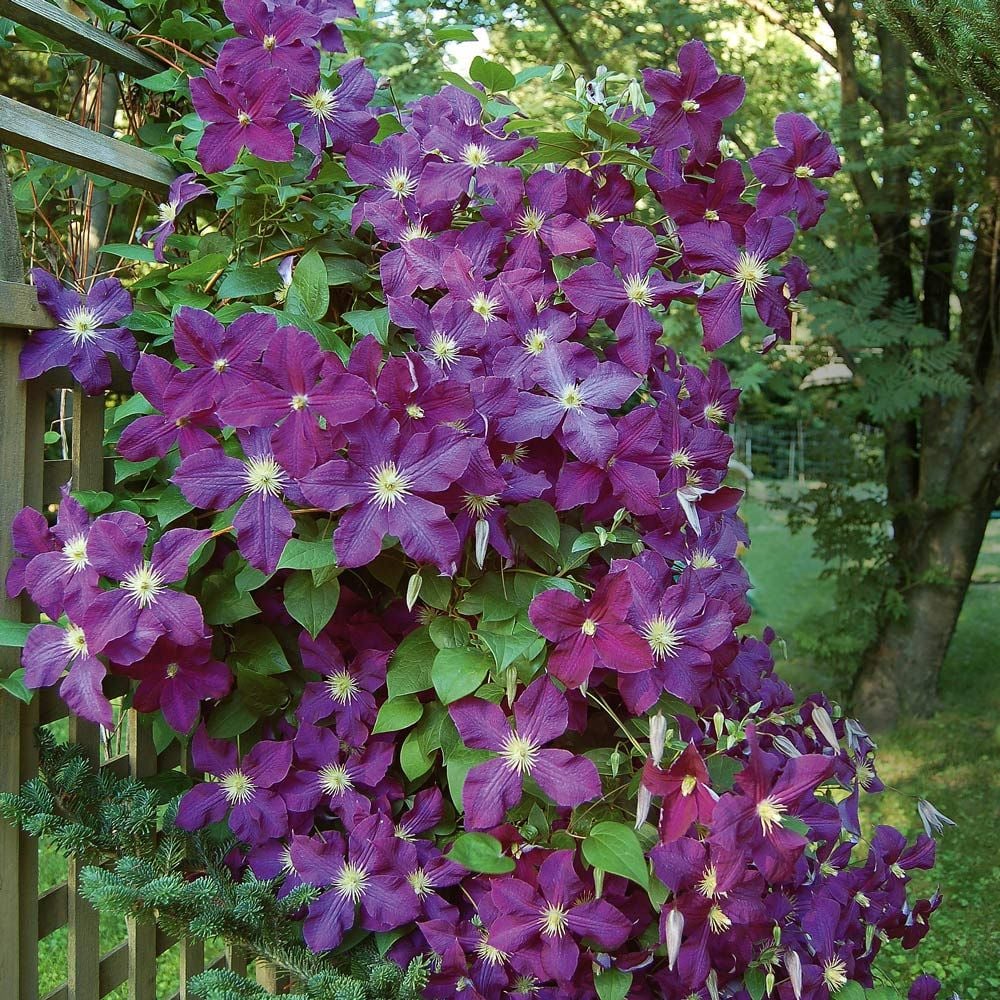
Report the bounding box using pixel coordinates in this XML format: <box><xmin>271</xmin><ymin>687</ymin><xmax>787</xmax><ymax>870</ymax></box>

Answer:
<box><xmin>0</xmin><ymin>278</ymin><xmax>56</xmax><ymax>328</ymax></box>
<box><xmin>0</xmin><ymin>96</ymin><xmax>175</xmax><ymax>191</ymax></box>
<box><xmin>0</xmin><ymin>0</ymin><xmax>162</xmax><ymax>78</ymax></box>
<box><xmin>39</xmin><ymin>883</ymin><xmax>69</xmax><ymax>939</ymax></box>
<box><xmin>128</xmin><ymin>711</ymin><xmax>159</xmax><ymax>1000</ymax></box>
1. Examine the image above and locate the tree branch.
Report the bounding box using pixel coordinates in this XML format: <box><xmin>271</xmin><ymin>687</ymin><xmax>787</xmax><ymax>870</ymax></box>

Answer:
<box><xmin>535</xmin><ymin>0</ymin><xmax>594</xmax><ymax>78</ymax></box>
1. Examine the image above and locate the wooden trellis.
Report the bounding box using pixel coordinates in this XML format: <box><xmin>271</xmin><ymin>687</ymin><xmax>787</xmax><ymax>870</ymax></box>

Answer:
<box><xmin>0</xmin><ymin>1</ymin><xmax>278</xmax><ymax>996</ymax></box>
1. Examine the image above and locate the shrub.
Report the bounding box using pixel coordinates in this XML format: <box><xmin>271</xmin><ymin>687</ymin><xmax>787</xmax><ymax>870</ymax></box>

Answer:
<box><xmin>2</xmin><ymin>4</ymin><xmax>948</xmax><ymax>997</ymax></box>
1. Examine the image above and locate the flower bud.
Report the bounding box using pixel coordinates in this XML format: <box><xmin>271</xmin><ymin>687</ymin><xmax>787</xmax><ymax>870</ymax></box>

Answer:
<box><xmin>634</xmin><ymin>783</ymin><xmax>652</xmax><ymax>830</ymax></box>
<box><xmin>665</xmin><ymin>909</ymin><xmax>683</xmax><ymax>970</ymax></box>
<box><xmin>593</xmin><ymin>866</ymin><xmax>605</xmax><ymax>897</ymax></box>
<box><xmin>917</xmin><ymin>797</ymin><xmax>957</xmax><ymax>838</ymax></box>
<box><xmin>649</xmin><ymin>712</ymin><xmax>667</xmax><ymax>765</ymax></box>
<box><xmin>713</xmin><ymin>710</ymin><xmax>726</xmax><ymax>739</ymax></box>
<box><xmin>772</xmin><ymin>735</ymin><xmax>802</xmax><ymax>758</ymax></box>
<box><xmin>707</xmin><ymin>970</ymin><xmax>719</xmax><ymax>1000</ymax></box>
<box><xmin>575</xmin><ymin>76</ymin><xmax>587</xmax><ymax>101</ymax></box>
<box><xmin>784</xmin><ymin>949</ymin><xmax>802</xmax><ymax>1000</ymax></box>
<box><xmin>811</xmin><ymin>705</ymin><xmax>839</xmax><ymax>750</ymax></box>
<box><xmin>474</xmin><ymin>518</ymin><xmax>490</xmax><ymax>568</ymax></box>
<box><xmin>765</xmin><ymin>971</ymin><xmax>776</xmax><ymax>996</ymax></box>
<box><xmin>405</xmin><ymin>572</ymin><xmax>422</xmax><ymax>611</ymax></box>
<box><xmin>626</xmin><ymin>79</ymin><xmax>644</xmax><ymax>110</ymax></box>
<box><xmin>505</xmin><ymin>667</ymin><xmax>518</xmax><ymax>706</ymax></box>
<box><xmin>550</xmin><ymin>62</ymin><xmax>567</xmax><ymax>82</ymax></box>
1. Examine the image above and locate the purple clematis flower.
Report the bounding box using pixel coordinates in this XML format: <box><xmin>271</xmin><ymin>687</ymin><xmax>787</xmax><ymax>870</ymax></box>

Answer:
<box><xmin>175</xmin><ymin>726</ymin><xmax>293</xmax><ymax>844</ymax></box>
<box><xmin>291</xmin><ymin>0</ymin><xmax>356</xmax><ymax>53</ymax></box>
<box><xmin>300</xmin><ymin>406</ymin><xmax>474</xmax><ymax>574</ymax></box>
<box><xmin>641</xmin><ymin>40</ymin><xmax>746</xmax><ymax>160</ymax></box>
<box><xmin>449</xmin><ymin>676</ymin><xmax>601</xmax><ymax>830</ymax></box>
<box><xmin>642</xmin><ymin>742</ymin><xmax>717</xmax><ymax>843</ymax></box>
<box><xmin>296</xmin><ymin>633</ymin><xmax>388</xmax><ymax>745</ymax></box>
<box><xmin>220</xmin><ymin>0</ymin><xmax>321</xmax><ymax>93</ymax></box>
<box><xmin>190</xmin><ymin>65</ymin><xmax>294</xmax><ymax>173</ymax></box>
<box><xmin>376</xmin><ymin>354</ymin><xmax>475</xmax><ymax>432</ymax></box>
<box><xmin>292</xmin><ymin>813</ymin><xmax>421</xmax><ymax>951</ymax></box>
<box><xmin>528</xmin><ymin>571</ymin><xmax>653</xmax><ymax>689</ymax></box>
<box><xmin>560</xmin><ymin>226</ymin><xmax>698</xmax><ymax>373</ymax></box>
<box><xmin>555</xmin><ymin>405</ymin><xmax>662</xmax><ymax>517</ymax></box>
<box><xmin>165</xmin><ymin>307</ymin><xmax>275</xmax><ymax>414</ymax></box>
<box><xmin>4</xmin><ymin>505</ymin><xmax>56</xmax><ymax>600</ymax></box>
<box><xmin>751</xmin><ymin>113</ymin><xmax>840</xmax><ymax>230</ymax></box>
<box><xmin>78</xmin><ymin>523</ymin><xmax>210</xmax><ymax>665</ymax></box>
<box><xmin>651</xmin><ymin>155</ymin><xmax>753</xmax><ymax>243</ymax></box>
<box><xmin>21</xmin><ymin>619</ymin><xmax>112</xmax><ymax>727</ymax></box>
<box><xmin>116</xmin><ymin>354</ymin><xmax>219</xmax><ymax>461</ymax></box>
<box><xmin>290</xmin><ymin>58</ymin><xmax>378</xmax><ymax>160</ymax></box>
<box><xmin>20</xmin><ymin>269</ymin><xmax>137</xmax><ymax>395</ymax></box>
<box><xmin>711</xmin><ymin>730</ymin><xmax>834</xmax><ymax>881</ymax></box>
<box><xmin>681</xmin><ymin>214</ymin><xmax>796</xmax><ymax>351</ymax></box>
<box><xmin>497</xmin><ymin>345</ymin><xmax>640</xmax><ymax>466</ymax></box>
<box><xmin>218</xmin><ymin>324</ymin><xmax>376</xmax><ymax>478</ymax></box>
<box><xmin>22</xmin><ymin>493</ymin><xmax>145</xmax><ymax>621</ymax></box>
<box><xmin>138</xmin><ymin>173</ymin><xmax>209</xmax><ymax>262</ymax></box>
<box><xmin>172</xmin><ymin>429</ymin><xmax>297</xmax><ymax>574</ymax></box>
<box><xmin>489</xmin><ymin>851</ymin><xmax>632</xmax><ymax>985</ymax></box>
<box><xmin>127</xmin><ymin>636</ymin><xmax>232</xmax><ymax>733</ymax></box>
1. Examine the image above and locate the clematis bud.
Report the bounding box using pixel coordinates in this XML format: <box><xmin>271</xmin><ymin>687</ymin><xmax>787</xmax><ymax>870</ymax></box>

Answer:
<box><xmin>505</xmin><ymin>667</ymin><xmax>518</xmax><ymax>706</ymax></box>
<box><xmin>917</xmin><ymin>798</ymin><xmax>957</xmax><ymax>838</ymax></box>
<box><xmin>772</xmin><ymin>735</ymin><xmax>802</xmax><ymax>758</ymax></box>
<box><xmin>626</xmin><ymin>79</ymin><xmax>645</xmax><ymax>111</ymax></box>
<box><xmin>593</xmin><ymin>867</ymin><xmax>605</xmax><ymax>897</ymax></box>
<box><xmin>405</xmin><ymin>572</ymin><xmax>422</xmax><ymax>611</ymax></box>
<box><xmin>575</xmin><ymin>75</ymin><xmax>587</xmax><ymax>101</ymax></box>
<box><xmin>550</xmin><ymin>62</ymin><xmax>567</xmax><ymax>82</ymax></box>
<box><xmin>665</xmin><ymin>908</ymin><xmax>683</xmax><ymax>970</ymax></box>
<box><xmin>707</xmin><ymin>970</ymin><xmax>719</xmax><ymax>1000</ymax></box>
<box><xmin>765</xmin><ymin>971</ymin><xmax>775</xmax><ymax>996</ymax></box>
<box><xmin>474</xmin><ymin>518</ymin><xmax>490</xmax><ymax>568</ymax></box>
<box><xmin>784</xmin><ymin>949</ymin><xmax>802</xmax><ymax>1000</ymax></box>
<box><xmin>713</xmin><ymin>710</ymin><xmax>726</xmax><ymax>739</ymax></box>
<box><xmin>811</xmin><ymin>705</ymin><xmax>839</xmax><ymax>750</ymax></box>
<box><xmin>649</xmin><ymin>712</ymin><xmax>667</xmax><ymax>765</ymax></box>
<box><xmin>634</xmin><ymin>783</ymin><xmax>652</xmax><ymax>830</ymax></box>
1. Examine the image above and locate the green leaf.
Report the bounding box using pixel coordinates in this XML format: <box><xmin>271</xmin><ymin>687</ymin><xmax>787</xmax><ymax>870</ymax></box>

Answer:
<box><xmin>343</xmin><ymin>307</ymin><xmax>390</xmax><ymax>344</ymax></box>
<box><xmin>448</xmin><ymin>832</ymin><xmax>515</xmax><ymax>874</ymax></box>
<box><xmin>417</xmin><ymin>570</ymin><xmax>453</xmax><ymax>610</ymax></box>
<box><xmin>230</xmin><ymin>624</ymin><xmax>291</xmax><ymax>676</ymax></box>
<box><xmin>582</xmin><ymin>821</ymin><xmax>649</xmax><ymax>889</ymax></box>
<box><xmin>206</xmin><ymin>692</ymin><xmax>258</xmax><ymax>738</ymax></box>
<box><xmin>399</xmin><ymin>729</ymin><xmax>433</xmax><ymax>781</ymax></box>
<box><xmin>595</xmin><ymin>969</ymin><xmax>632</xmax><ymax>1000</ymax></box>
<box><xmin>429</xmin><ymin>616</ymin><xmax>471</xmax><ymax>649</ymax></box>
<box><xmin>469</xmin><ymin>56</ymin><xmax>516</xmax><ymax>92</ymax></box>
<box><xmin>152</xmin><ymin>484</ymin><xmax>194</xmax><ymax>528</ymax></box>
<box><xmin>325</xmin><ymin>257</ymin><xmax>368</xmax><ymax>287</ymax></box>
<box><xmin>432</xmin><ymin>647</ymin><xmax>491</xmax><ymax>704</ymax></box>
<box><xmin>744</xmin><ymin>968</ymin><xmax>766</xmax><ymax>1000</ymax></box>
<box><xmin>515</xmin><ymin>132</ymin><xmax>589</xmax><ymax>166</ymax></box>
<box><xmin>706</xmin><ymin>754</ymin><xmax>741</xmax><ymax>792</ymax></box>
<box><xmin>73</xmin><ymin>490</ymin><xmax>114</xmax><ymax>514</ymax></box>
<box><xmin>508</xmin><ymin>500</ymin><xmax>561</xmax><ymax>550</ymax></box>
<box><xmin>0</xmin><ymin>668</ymin><xmax>32</xmax><ymax>703</ymax></box>
<box><xmin>837</xmin><ymin>984</ymin><xmax>866</xmax><ymax>1000</ymax></box>
<box><xmin>434</xmin><ymin>25</ymin><xmax>478</xmax><ymax>42</ymax></box>
<box><xmin>236</xmin><ymin>670</ymin><xmax>288</xmax><ymax>716</ymax></box>
<box><xmin>277</xmin><ymin>537</ymin><xmax>338</xmax><ymax>571</ymax></box>
<box><xmin>386</xmin><ymin>626</ymin><xmax>436</xmax><ymax>698</ymax></box>
<box><xmin>286</xmin><ymin>249</ymin><xmax>329</xmax><ymax>321</ymax></box>
<box><xmin>99</xmin><ymin>242</ymin><xmax>157</xmax><ymax>262</ymax></box>
<box><xmin>0</xmin><ymin>620</ymin><xmax>33</xmax><ymax>648</ymax></box>
<box><xmin>167</xmin><ymin>252</ymin><xmax>229</xmax><ymax>283</ymax></box>
<box><xmin>283</xmin><ymin>570</ymin><xmax>340</xmax><ymax>638</ymax></box>
<box><xmin>201</xmin><ymin>572</ymin><xmax>260</xmax><ymax>625</ymax></box>
<box><xmin>136</xmin><ymin>67</ymin><xmax>184</xmax><ymax>93</ymax></box>
<box><xmin>371</xmin><ymin>695</ymin><xmax>424</xmax><ymax>734</ymax></box>
<box><xmin>217</xmin><ymin>263</ymin><xmax>282</xmax><ymax>299</ymax></box>
<box><xmin>478</xmin><ymin>618</ymin><xmax>545</xmax><ymax>671</ymax></box>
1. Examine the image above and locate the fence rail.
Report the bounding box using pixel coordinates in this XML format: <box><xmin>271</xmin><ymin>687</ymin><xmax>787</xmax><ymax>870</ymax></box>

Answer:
<box><xmin>0</xmin><ymin>1</ymin><xmax>280</xmax><ymax>994</ymax></box>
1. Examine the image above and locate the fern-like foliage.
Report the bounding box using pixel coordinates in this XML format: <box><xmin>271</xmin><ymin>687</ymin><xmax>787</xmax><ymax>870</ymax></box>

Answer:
<box><xmin>0</xmin><ymin>731</ymin><xmax>431</xmax><ymax>999</ymax></box>
<box><xmin>872</xmin><ymin>0</ymin><xmax>1000</xmax><ymax>110</ymax></box>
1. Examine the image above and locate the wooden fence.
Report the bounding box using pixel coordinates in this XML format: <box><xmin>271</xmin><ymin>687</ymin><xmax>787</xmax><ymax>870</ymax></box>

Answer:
<box><xmin>0</xmin><ymin>1</ymin><xmax>280</xmax><ymax>996</ymax></box>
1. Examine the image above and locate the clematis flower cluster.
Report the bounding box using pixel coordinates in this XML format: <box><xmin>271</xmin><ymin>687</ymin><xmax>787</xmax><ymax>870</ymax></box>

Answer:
<box><xmin>6</xmin><ymin>26</ymin><xmax>950</xmax><ymax>1000</ymax></box>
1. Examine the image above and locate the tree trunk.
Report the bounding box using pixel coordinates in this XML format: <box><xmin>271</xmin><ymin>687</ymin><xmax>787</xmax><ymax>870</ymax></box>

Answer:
<box><xmin>852</xmin><ymin>118</ymin><xmax>1000</xmax><ymax>729</ymax></box>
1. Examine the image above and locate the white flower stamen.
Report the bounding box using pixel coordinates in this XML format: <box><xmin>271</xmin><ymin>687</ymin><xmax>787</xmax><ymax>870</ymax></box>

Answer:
<box><xmin>121</xmin><ymin>561</ymin><xmax>166</xmax><ymax>608</ymax></box>
<box><xmin>220</xmin><ymin>768</ymin><xmax>256</xmax><ymax>805</ymax></box>
<box><xmin>369</xmin><ymin>462</ymin><xmax>413</xmax><ymax>509</ymax></box>
<box><xmin>244</xmin><ymin>455</ymin><xmax>285</xmax><ymax>497</ymax></box>
<box><xmin>65</xmin><ymin>306</ymin><xmax>100</xmax><ymax>345</ymax></box>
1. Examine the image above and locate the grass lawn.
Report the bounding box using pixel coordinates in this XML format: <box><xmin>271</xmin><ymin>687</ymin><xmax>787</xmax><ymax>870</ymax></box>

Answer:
<box><xmin>31</xmin><ymin>489</ymin><xmax>1000</xmax><ymax>997</ymax></box>
<box><xmin>742</xmin><ymin>487</ymin><xmax>1000</xmax><ymax>997</ymax></box>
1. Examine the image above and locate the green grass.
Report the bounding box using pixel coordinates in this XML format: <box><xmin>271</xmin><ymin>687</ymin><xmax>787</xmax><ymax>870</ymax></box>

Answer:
<box><xmin>742</xmin><ymin>487</ymin><xmax>1000</xmax><ymax>997</ymax></box>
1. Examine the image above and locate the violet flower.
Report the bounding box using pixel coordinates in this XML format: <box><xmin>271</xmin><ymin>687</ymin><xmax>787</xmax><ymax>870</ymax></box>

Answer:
<box><xmin>292</xmin><ymin>0</ymin><xmax>356</xmax><ymax>53</ymax></box>
<box><xmin>560</xmin><ymin>226</ymin><xmax>697</xmax><ymax>373</ymax></box>
<box><xmin>4</xmin><ymin>505</ymin><xmax>56</xmax><ymax>600</ymax></box>
<box><xmin>641</xmin><ymin>742</ymin><xmax>717</xmax><ymax>843</ymax></box>
<box><xmin>116</xmin><ymin>354</ymin><xmax>219</xmax><ymax>461</ymax></box>
<box><xmin>220</xmin><ymin>0</ymin><xmax>321</xmax><ymax>93</ymax></box>
<box><xmin>165</xmin><ymin>307</ymin><xmax>275</xmax><ymax>413</ymax></box>
<box><xmin>488</xmin><ymin>851</ymin><xmax>632</xmax><ymax>985</ymax></box>
<box><xmin>78</xmin><ymin>522</ymin><xmax>210</xmax><ymax>665</ymax></box>
<box><xmin>20</xmin><ymin>269</ymin><xmax>137</xmax><ymax>395</ymax></box>
<box><xmin>218</xmin><ymin>324</ymin><xmax>377</xmax><ymax>478</ymax></box>
<box><xmin>751</xmin><ymin>113</ymin><xmax>840</xmax><ymax>230</ymax></box>
<box><xmin>290</xmin><ymin>58</ymin><xmax>378</xmax><ymax>160</ymax></box>
<box><xmin>138</xmin><ymin>173</ymin><xmax>209</xmax><ymax>262</ymax></box>
<box><xmin>190</xmin><ymin>65</ymin><xmax>294</xmax><ymax>173</ymax></box>
<box><xmin>292</xmin><ymin>813</ymin><xmax>421</xmax><ymax>951</ymax></box>
<box><xmin>175</xmin><ymin>726</ymin><xmax>293</xmax><ymax>844</ymax></box>
<box><xmin>172</xmin><ymin>428</ymin><xmax>297</xmax><ymax>574</ymax></box>
<box><xmin>21</xmin><ymin>620</ymin><xmax>112</xmax><ymax>727</ymax></box>
<box><xmin>641</xmin><ymin>40</ymin><xmax>746</xmax><ymax>160</ymax></box>
<box><xmin>528</xmin><ymin>570</ymin><xmax>653</xmax><ymax>689</ymax></box>
<box><xmin>300</xmin><ymin>406</ymin><xmax>474</xmax><ymax>574</ymax></box>
<box><xmin>449</xmin><ymin>676</ymin><xmax>601</xmax><ymax>830</ymax></box>
<box><xmin>497</xmin><ymin>345</ymin><xmax>641</xmax><ymax>466</ymax></box>
<box><xmin>127</xmin><ymin>636</ymin><xmax>232</xmax><ymax>733</ymax></box>
<box><xmin>681</xmin><ymin>214</ymin><xmax>796</xmax><ymax>351</ymax></box>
